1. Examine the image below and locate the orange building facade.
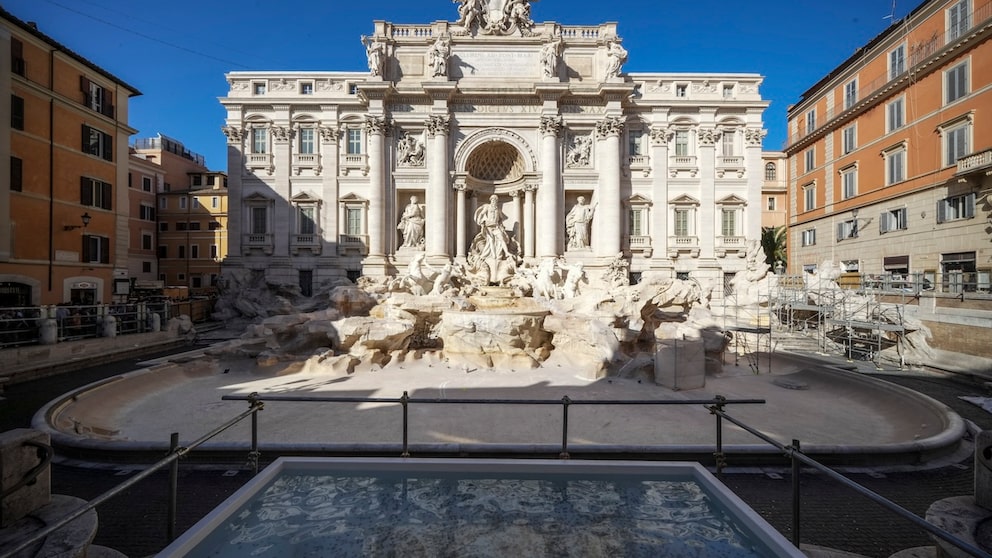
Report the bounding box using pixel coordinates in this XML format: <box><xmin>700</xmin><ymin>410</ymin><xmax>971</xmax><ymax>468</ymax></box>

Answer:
<box><xmin>1</xmin><ymin>9</ymin><xmax>140</xmax><ymax>306</ymax></box>
<box><xmin>785</xmin><ymin>0</ymin><xmax>992</xmax><ymax>355</ymax></box>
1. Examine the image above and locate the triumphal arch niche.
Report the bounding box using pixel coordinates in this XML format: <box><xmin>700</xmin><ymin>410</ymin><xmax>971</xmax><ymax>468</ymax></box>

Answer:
<box><xmin>220</xmin><ymin>0</ymin><xmax>769</xmax><ymax>292</ymax></box>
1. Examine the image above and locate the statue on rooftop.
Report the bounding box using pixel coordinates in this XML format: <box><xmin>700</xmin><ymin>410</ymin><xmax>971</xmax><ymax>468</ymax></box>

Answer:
<box><xmin>605</xmin><ymin>39</ymin><xmax>627</xmax><ymax>80</ymax></box>
<box><xmin>362</xmin><ymin>35</ymin><xmax>385</xmax><ymax>77</ymax></box>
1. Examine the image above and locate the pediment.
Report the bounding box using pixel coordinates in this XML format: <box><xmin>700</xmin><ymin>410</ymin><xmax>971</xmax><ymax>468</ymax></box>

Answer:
<box><xmin>717</xmin><ymin>194</ymin><xmax>747</xmax><ymax>205</ymax></box>
<box><xmin>627</xmin><ymin>194</ymin><xmax>652</xmax><ymax>206</ymax></box>
<box><xmin>291</xmin><ymin>191</ymin><xmax>321</xmax><ymax>204</ymax></box>
<box><xmin>244</xmin><ymin>192</ymin><xmax>273</xmax><ymax>202</ymax></box>
<box><xmin>339</xmin><ymin>192</ymin><xmax>368</xmax><ymax>203</ymax></box>
<box><xmin>669</xmin><ymin>194</ymin><xmax>699</xmax><ymax>205</ymax></box>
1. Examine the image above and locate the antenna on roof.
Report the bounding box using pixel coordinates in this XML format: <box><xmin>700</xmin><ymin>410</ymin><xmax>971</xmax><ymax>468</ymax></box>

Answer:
<box><xmin>883</xmin><ymin>0</ymin><xmax>897</xmax><ymax>22</ymax></box>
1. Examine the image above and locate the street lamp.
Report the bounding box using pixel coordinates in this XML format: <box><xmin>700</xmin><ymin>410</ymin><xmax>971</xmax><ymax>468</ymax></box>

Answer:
<box><xmin>63</xmin><ymin>212</ymin><xmax>92</xmax><ymax>231</ymax></box>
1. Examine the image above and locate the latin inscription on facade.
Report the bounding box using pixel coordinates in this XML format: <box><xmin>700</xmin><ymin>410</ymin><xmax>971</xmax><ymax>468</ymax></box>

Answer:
<box><xmin>452</xmin><ymin>50</ymin><xmax>539</xmax><ymax>79</ymax></box>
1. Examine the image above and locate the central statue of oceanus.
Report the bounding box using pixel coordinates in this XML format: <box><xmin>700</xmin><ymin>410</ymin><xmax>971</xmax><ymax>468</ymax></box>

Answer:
<box><xmin>453</xmin><ymin>0</ymin><xmax>537</xmax><ymax>36</ymax></box>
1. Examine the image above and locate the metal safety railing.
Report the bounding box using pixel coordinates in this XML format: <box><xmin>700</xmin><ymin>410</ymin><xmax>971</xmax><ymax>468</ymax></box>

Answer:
<box><xmin>0</xmin><ymin>396</ymin><xmax>264</xmax><ymax>558</ymax></box>
<box><xmin>709</xmin><ymin>406</ymin><xmax>992</xmax><ymax>558</ymax></box>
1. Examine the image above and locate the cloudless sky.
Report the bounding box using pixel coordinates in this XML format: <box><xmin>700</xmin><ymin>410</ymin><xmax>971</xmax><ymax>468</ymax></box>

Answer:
<box><xmin>4</xmin><ymin>0</ymin><xmax>908</xmax><ymax>170</ymax></box>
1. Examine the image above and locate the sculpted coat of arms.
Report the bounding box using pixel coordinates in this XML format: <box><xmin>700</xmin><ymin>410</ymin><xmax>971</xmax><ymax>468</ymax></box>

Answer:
<box><xmin>453</xmin><ymin>0</ymin><xmax>536</xmax><ymax>36</ymax></box>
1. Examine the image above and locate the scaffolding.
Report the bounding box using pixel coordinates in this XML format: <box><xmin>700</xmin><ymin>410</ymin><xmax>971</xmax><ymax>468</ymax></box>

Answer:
<box><xmin>771</xmin><ymin>275</ymin><xmax>909</xmax><ymax>368</ymax></box>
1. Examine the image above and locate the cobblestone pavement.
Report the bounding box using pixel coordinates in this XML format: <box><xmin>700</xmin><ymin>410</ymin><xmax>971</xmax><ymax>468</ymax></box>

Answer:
<box><xmin>3</xmin><ymin>349</ymin><xmax>989</xmax><ymax>558</ymax></box>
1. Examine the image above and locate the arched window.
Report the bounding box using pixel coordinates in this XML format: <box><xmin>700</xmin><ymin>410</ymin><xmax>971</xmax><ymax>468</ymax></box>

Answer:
<box><xmin>764</xmin><ymin>162</ymin><xmax>777</xmax><ymax>180</ymax></box>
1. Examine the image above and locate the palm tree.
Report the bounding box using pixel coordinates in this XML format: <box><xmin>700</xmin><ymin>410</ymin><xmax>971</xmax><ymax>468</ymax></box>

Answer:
<box><xmin>760</xmin><ymin>226</ymin><xmax>786</xmax><ymax>270</ymax></box>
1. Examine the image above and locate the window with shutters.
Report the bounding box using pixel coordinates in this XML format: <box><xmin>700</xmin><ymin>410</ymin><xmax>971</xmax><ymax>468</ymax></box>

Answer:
<box><xmin>837</xmin><ymin>219</ymin><xmax>858</xmax><ymax>241</ymax></box>
<box><xmin>887</xmin><ymin>97</ymin><xmax>905</xmax><ymax>132</ymax></box>
<box><xmin>941</xmin><ymin>117</ymin><xmax>971</xmax><ymax>166</ymax></box>
<box><xmin>11</xmin><ymin>38</ymin><xmax>24</xmax><ymax>76</ymax></box>
<box><xmin>801</xmin><ymin>228</ymin><xmax>816</xmax><ymax>247</ymax></box>
<box><xmin>82</xmin><ymin>125</ymin><xmax>113</xmax><ymax>161</ymax></box>
<box><xmin>883</xmin><ymin>144</ymin><xmax>906</xmax><ymax>185</ymax></box>
<box><xmin>880</xmin><ymin>208</ymin><xmax>908</xmax><ymax>233</ymax></box>
<box><xmin>11</xmin><ymin>95</ymin><xmax>24</xmax><ymax>130</ymax></box>
<box><xmin>889</xmin><ymin>44</ymin><xmax>906</xmax><ymax>79</ymax></box>
<box><xmin>82</xmin><ymin>234</ymin><xmax>110</xmax><ymax>264</ymax></box>
<box><xmin>840</xmin><ymin>166</ymin><xmax>857</xmax><ymax>200</ymax></box>
<box><xmin>11</xmin><ymin>157</ymin><xmax>22</xmax><ymax>192</ymax></box>
<box><xmin>844</xmin><ymin>79</ymin><xmax>858</xmax><ymax>109</ymax></box>
<box><xmin>139</xmin><ymin>204</ymin><xmax>155</xmax><ymax>221</ymax></box>
<box><xmin>80</xmin><ymin>76</ymin><xmax>114</xmax><ymax>118</ymax></box>
<box><xmin>141</xmin><ymin>233</ymin><xmax>152</xmax><ymax>250</ymax></box>
<box><xmin>842</xmin><ymin>124</ymin><xmax>856</xmax><ymax>154</ymax></box>
<box><xmin>937</xmin><ymin>193</ymin><xmax>976</xmax><ymax>223</ymax></box>
<box><xmin>947</xmin><ymin>0</ymin><xmax>971</xmax><ymax>43</ymax></box>
<box><xmin>80</xmin><ymin>177</ymin><xmax>112</xmax><ymax>210</ymax></box>
<box><xmin>945</xmin><ymin>61</ymin><xmax>969</xmax><ymax>104</ymax></box>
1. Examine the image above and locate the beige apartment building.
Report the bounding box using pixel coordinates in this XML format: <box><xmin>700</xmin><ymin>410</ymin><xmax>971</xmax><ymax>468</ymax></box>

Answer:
<box><xmin>785</xmin><ymin>0</ymin><xmax>992</xmax><ymax>355</ymax></box>
<box><xmin>762</xmin><ymin>151</ymin><xmax>787</xmax><ymax>229</ymax></box>
<box><xmin>127</xmin><ymin>151</ymin><xmax>165</xmax><ymax>285</ymax></box>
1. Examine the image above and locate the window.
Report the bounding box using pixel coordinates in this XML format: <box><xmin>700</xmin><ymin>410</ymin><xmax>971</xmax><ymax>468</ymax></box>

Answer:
<box><xmin>674</xmin><ymin>130</ymin><xmax>689</xmax><ymax>157</ymax></box>
<box><xmin>675</xmin><ymin>84</ymin><xmax>687</xmax><ymax>97</ymax></box>
<box><xmin>82</xmin><ymin>234</ymin><xmax>110</xmax><ymax>264</ymax></box>
<box><xmin>837</xmin><ymin>219</ymin><xmax>858</xmax><ymax>240</ymax></box>
<box><xmin>191</xmin><ymin>276</ymin><xmax>202</xmax><ymax>288</ymax></box>
<box><xmin>159</xmin><ymin>197</ymin><xmax>167</xmax><ymax>209</ymax></box>
<box><xmin>212</xmin><ymin>197</ymin><xmax>219</xmax><ymax>208</ymax></box>
<box><xmin>252</xmin><ymin>206</ymin><xmax>268</xmax><ymax>234</ymax></box>
<box><xmin>158</xmin><ymin>245</ymin><xmax>167</xmax><ymax>258</ymax></box>
<box><xmin>937</xmin><ymin>193</ymin><xmax>976</xmax><ymax>223</ymax></box>
<box><xmin>207</xmin><ymin>176</ymin><xmax>216</xmax><ymax>186</ymax></box>
<box><xmin>803</xmin><ymin>183</ymin><xmax>816</xmax><ymax>212</ymax></box>
<box><xmin>805</xmin><ymin>110</ymin><xmax>816</xmax><ymax>134</ymax></box>
<box><xmin>82</xmin><ymin>125</ymin><xmax>113</xmax><ymax>161</ymax></box>
<box><xmin>720</xmin><ymin>130</ymin><xmax>735</xmax><ymax>157</ymax></box>
<box><xmin>178</xmin><ymin>245</ymin><xmax>186</xmax><ymax>259</ymax></box>
<box><xmin>141</xmin><ymin>233</ymin><xmax>152</xmax><ymax>250</ymax></box>
<box><xmin>209</xmin><ymin>221</ymin><xmax>222</xmax><ymax>230</ymax></box>
<box><xmin>188</xmin><ymin>221</ymin><xmax>201</xmax><ymax>231</ymax></box>
<box><xmin>720</xmin><ymin>209</ymin><xmax>738</xmax><ymax>237</ymax></box>
<box><xmin>943</xmin><ymin>119</ymin><xmax>971</xmax><ymax>166</ymax></box>
<box><xmin>176</xmin><ymin>222</ymin><xmax>188</xmax><ymax>231</ymax></box>
<box><xmin>889</xmin><ymin>45</ymin><xmax>906</xmax><ymax>79</ymax></box>
<box><xmin>887</xmin><ymin>97</ymin><xmax>904</xmax><ymax>132</ymax></box>
<box><xmin>348</xmin><ymin>83</ymin><xmax>359</xmax><ymax>95</ymax></box>
<box><xmin>880</xmin><ymin>207</ymin><xmax>908</xmax><ymax>233</ymax></box>
<box><xmin>210</xmin><ymin>244</ymin><xmax>218</xmax><ymax>259</ymax></box>
<box><xmin>767</xmin><ymin>197</ymin><xmax>776</xmax><ymax>211</ymax></box>
<box><xmin>801</xmin><ymin>228</ymin><xmax>816</xmax><ymax>247</ymax></box>
<box><xmin>10</xmin><ymin>157</ymin><xmax>22</xmax><ymax>192</ymax></box>
<box><xmin>628</xmin><ymin>130</ymin><xmax>644</xmax><ymax>157</ymax></box>
<box><xmin>191</xmin><ymin>245</ymin><xmax>199</xmax><ymax>259</ymax></box>
<box><xmin>764</xmin><ymin>162</ymin><xmax>777</xmax><ymax>180</ymax></box>
<box><xmin>142</xmin><ymin>261</ymin><xmax>152</xmax><ymax>273</ymax></box>
<box><xmin>884</xmin><ymin>145</ymin><xmax>906</xmax><ymax>185</ymax></box>
<box><xmin>80</xmin><ymin>177</ymin><xmax>112</xmax><ymax>210</ymax></box>
<box><xmin>722</xmin><ymin>84</ymin><xmax>734</xmax><ymax>98</ymax></box>
<box><xmin>179</xmin><ymin>197</ymin><xmax>187</xmax><ymax>209</ymax></box>
<box><xmin>347</xmin><ymin>129</ymin><xmax>362</xmax><ymax>155</ymax></box>
<box><xmin>345</xmin><ymin>207</ymin><xmax>362</xmax><ymax>235</ymax></box>
<box><xmin>253</xmin><ymin>82</ymin><xmax>266</xmax><ymax>95</ymax></box>
<box><xmin>804</xmin><ymin>148</ymin><xmax>814</xmax><ymax>173</ymax></box>
<box><xmin>159</xmin><ymin>222</ymin><xmax>168</xmax><ymax>232</ymax></box>
<box><xmin>945</xmin><ymin>62</ymin><xmax>969</xmax><ymax>104</ymax></box>
<box><xmin>842</xmin><ymin>124</ymin><xmax>856</xmax><ymax>154</ymax></box>
<box><xmin>674</xmin><ymin>208</ymin><xmax>692</xmax><ymax>237</ymax></box>
<box><xmin>139</xmin><ymin>204</ymin><xmax>155</xmax><ymax>221</ymax></box>
<box><xmin>299</xmin><ymin>206</ymin><xmax>316</xmax><ymax>235</ymax></box>
<box><xmin>300</xmin><ymin>82</ymin><xmax>314</xmax><ymax>95</ymax></box>
<box><xmin>947</xmin><ymin>0</ymin><xmax>971</xmax><ymax>43</ymax></box>
<box><xmin>628</xmin><ymin>208</ymin><xmax>644</xmax><ymax>236</ymax></box>
<box><xmin>177</xmin><ymin>273</ymin><xmax>186</xmax><ymax>282</ymax></box>
<box><xmin>252</xmin><ymin>128</ymin><xmax>268</xmax><ymax>154</ymax></box>
<box><xmin>299</xmin><ymin>270</ymin><xmax>313</xmax><ymax>297</ymax></box>
<box><xmin>142</xmin><ymin>176</ymin><xmax>152</xmax><ymax>192</ymax></box>
<box><xmin>11</xmin><ymin>95</ymin><xmax>24</xmax><ymax>130</ymax></box>
<box><xmin>192</xmin><ymin>197</ymin><xmax>200</xmax><ymax>208</ymax></box>
<box><xmin>840</xmin><ymin>166</ymin><xmax>857</xmax><ymax>200</ymax></box>
<box><xmin>80</xmin><ymin>77</ymin><xmax>114</xmax><ymax>117</ymax></box>
<box><xmin>844</xmin><ymin>79</ymin><xmax>857</xmax><ymax>109</ymax></box>
<box><xmin>192</xmin><ymin>175</ymin><xmax>202</xmax><ymax>187</ymax></box>
<box><xmin>299</xmin><ymin>128</ymin><xmax>316</xmax><ymax>155</ymax></box>
<box><xmin>11</xmin><ymin>38</ymin><xmax>24</xmax><ymax>76</ymax></box>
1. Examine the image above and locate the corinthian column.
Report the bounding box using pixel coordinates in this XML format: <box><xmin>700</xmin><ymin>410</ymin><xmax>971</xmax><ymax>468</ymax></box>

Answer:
<box><xmin>426</xmin><ymin>114</ymin><xmax>451</xmax><ymax>259</ymax></box>
<box><xmin>454</xmin><ymin>182</ymin><xmax>467</xmax><ymax>258</ymax></box>
<box><xmin>538</xmin><ymin>115</ymin><xmax>563</xmax><ymax>258</ymax></box>
<box><xmin>595</xmin><ymin>116</ymin><xmax>624</xmax><ymax>257</ymax></box>
<box><xmin>365</xmin><ymin>115</ymin><xmax>387</xmax><ymax>257</ymax></box>
<box><xmin>523</xmin><ymin>184</ymin><xmax>536</xmax><ymax>259</ymax></box>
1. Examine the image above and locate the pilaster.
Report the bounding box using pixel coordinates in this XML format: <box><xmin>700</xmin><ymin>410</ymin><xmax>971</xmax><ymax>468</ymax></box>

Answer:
<box><xmin>594</xmin><ymin>116</ymin><xmax>623</xmax><ymax>258</ymax></box>
<box><xmin>537</xmin><ymin>115</ymin><xmax>563</xmax><ymax>258</ymax></box>
<box><xmin>426</xmin><ymin>114</ymin><xmax>451</xmax><ymax>260</ymax></box>
<box><xmin>650</xmin><ymin>125</ymin><xmax>671</xmax><ymax>268</ymax></box>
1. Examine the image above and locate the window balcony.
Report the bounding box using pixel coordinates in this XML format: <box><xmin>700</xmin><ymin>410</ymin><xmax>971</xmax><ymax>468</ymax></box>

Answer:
<box><xmin>246</xmin><ymin>153</ymin><xmax>274</xmax><ymax>175</ymax></box>
<box><xmin>668</xmin><ymin>236</ymin><xmax>700</xmax><ymax>258</ymax></box>
<box><xmin>626</xmin><ymin>235</ymin><xmax>653</xmax><ymax>257</ymax></box>
<box><xmin>338</xmin><ymin>234</ymin><xmax>368</xmax><ymax>255</ymax></box>
<box><xmin>340</xmin><ymin>153</ymin><xmax>369</xmax><ymax>176</ymax></box>
<box><xmin>292</xmin><ymin>153</ymin><xmax>322</xmax><ymax>175</ymax></box>
<box><xmin>716</xmin><ymin>236</ymin><xmax>746</xmax><ymax>257</ymax></box>
<box><xmin>669</xmin><ymin>155</ymin><xmax>697</xmax><ymax>178</ymax></box>
<box><xmin>242</xmin><ymin>233</ymin><xmax>273</xmax><ymax>255</ymax></box>
<box><xmin>717</xmin><ymin>156</ymin><xmax>745</xmax><ymax>178</ymax></box>
<box><xmin>956</xmin><ymin>148</ymin><xmax>992</xmax><ymax>176</ymax></box>
<box><xmin>291</xmin><ymin>234</ymin><xmax>322</xmax><ymax>255</ymax></box>
<box><xmin>626</xmin><ymin>155</ymin><xmax>651</xmax><ymax>177</ymax></box>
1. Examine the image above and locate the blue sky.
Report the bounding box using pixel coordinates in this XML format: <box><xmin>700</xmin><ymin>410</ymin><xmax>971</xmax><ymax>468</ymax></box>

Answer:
<box><xmin>4</xmin><ymin>0</ymin><xmax>906</xmax><ymax>170</ymax></box>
